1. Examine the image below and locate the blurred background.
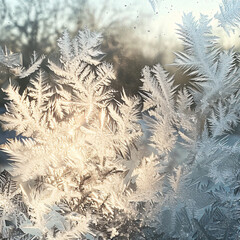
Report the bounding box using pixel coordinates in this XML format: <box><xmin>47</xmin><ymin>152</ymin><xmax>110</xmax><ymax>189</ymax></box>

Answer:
<box><xmin>0</xmin><ymin>0</ymin><xmax>239</xmax><ymax>168</ymax></box>
<box><xmin>1</xmin><ymin>0</ymin><xmax>235</xmax><ymax>98</ymax></box>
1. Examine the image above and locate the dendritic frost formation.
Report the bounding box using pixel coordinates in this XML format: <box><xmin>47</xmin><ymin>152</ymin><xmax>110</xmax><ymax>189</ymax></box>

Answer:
<box><xmin>0</xmin><ymin>0</ymin><xmax>240</xmax><ymax>239</ymax></box>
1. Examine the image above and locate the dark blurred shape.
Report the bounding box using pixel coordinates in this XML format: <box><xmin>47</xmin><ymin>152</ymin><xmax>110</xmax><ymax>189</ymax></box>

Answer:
<box><xmin>0</xmin><ymin>107</ymin><xmax>16</xmax><ymax>169</ymax></box>
<box><xmin>0</xmin><ymin>0</ymin><xmax>87</xmax><ymax>55</ymax></box>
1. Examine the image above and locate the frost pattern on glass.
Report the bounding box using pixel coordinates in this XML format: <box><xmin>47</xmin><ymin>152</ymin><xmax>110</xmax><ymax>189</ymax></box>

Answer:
<box><xmin>215</xmin><ymin>0</ymin><xmax>240</xmax><ymax>34</ymax></box>
<box><xmin>0</xmin><ymin>0</ymin><xmax>240</xmax><ymax>239</ymax></box>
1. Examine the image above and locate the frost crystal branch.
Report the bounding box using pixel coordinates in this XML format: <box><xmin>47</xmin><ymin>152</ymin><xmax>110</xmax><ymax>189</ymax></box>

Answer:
<box><xmin>0</xmin><ymin>0</ymin><xmax>240</xmax><ymax>239</ymax></box>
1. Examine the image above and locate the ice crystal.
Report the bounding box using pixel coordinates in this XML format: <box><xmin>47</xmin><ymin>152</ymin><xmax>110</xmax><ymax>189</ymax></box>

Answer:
<box><xmin>0</xmin><ymin>0</ymin><xmax>240</xmax><ymax>239</ymax></box>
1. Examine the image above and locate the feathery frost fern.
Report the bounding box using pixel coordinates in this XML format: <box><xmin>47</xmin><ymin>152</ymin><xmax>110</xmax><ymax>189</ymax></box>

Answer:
<box><xmin>0</xmin><ymin>0</ymin><xmax>240</xmax><ymax>239</ymax></box>
<box><xmin>215</xmin><ymin>0</ymin><xmax>240</xmax><ymax>34</ymax></box>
